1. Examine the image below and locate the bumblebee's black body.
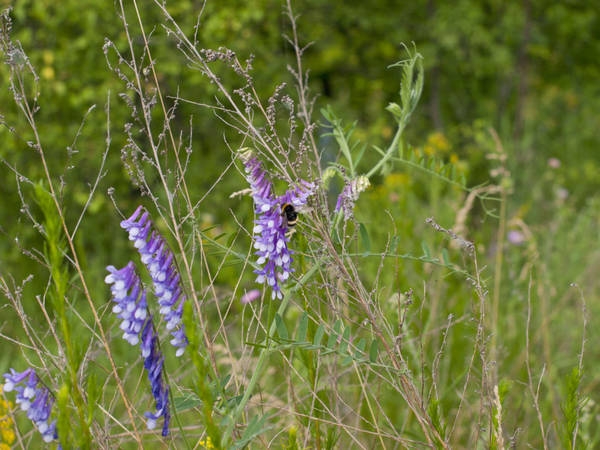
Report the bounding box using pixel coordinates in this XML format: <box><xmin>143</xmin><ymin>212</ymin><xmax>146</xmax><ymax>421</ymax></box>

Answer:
<box><xmin>281</xmin><ymin>203</ymin><xmax>298</xmax><ymax>237</ymax></box>
<box><xmin>282</xmin><ymin>203</ymin><xmax>298</xmax><ymax>225</ymax></box>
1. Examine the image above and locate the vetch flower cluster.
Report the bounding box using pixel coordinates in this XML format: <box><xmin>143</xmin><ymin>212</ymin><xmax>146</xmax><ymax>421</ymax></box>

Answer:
<box><xmin>105</xmin><ymin>265</ymin><xmax>171</xmax><ymax>435</ymax></box>
<box><xmin>140</xmin><ymin>319</ymin><xmax>170</xmax><ymax>436</ymax></box>
<box><xmin>3</xmin><ymin>368</ymin><xmax>57</xmax><ymax>444</ymax></box>
<box><xmin>120</xmin><ymin>206</ymin><xmax>188</xmax><ymax>356</ymax></box>
<box><xmin>240</xmin><ymin>149</ymin><xmax>315</xmax><ymax>300</ymax></box>
<box><xmin>105</xmin><ymin>262</ymin><xmax>148</xmax><ymax>345</ymax></box>
<box><xmin>335</xmin><ymin>175</ymin><xmax>370</xmax><ymax>219</ymax></box>
<box><xmin>104</xmin><ymin>205</ymin><xmax>189</xmax><ymax>436</ymax></box>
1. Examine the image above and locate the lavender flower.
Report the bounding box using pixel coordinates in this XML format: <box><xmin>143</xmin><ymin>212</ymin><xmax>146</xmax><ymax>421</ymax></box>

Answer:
<box><xmin>105</xmin><ymin>262</ymin><xmax>148</xmax><ymax>345</ymax></box>
<box><xmin>120</xmin><ymin>206</ymin><xmax>188</xmax><ymax>356</ymax></box>
<box><xmin>335</xmin><ymin>175</ymin><xmax>370</xmax><ymax>219</ymax></box>
<box><xmin>240</xmin><ymin>289</ymin><xmax>261</xmax><ymax>304</ymax></box>
<box><xmin>3</xmin><ymin>368</ymin><xmax>58</xmax><ymax>443</ymax></box>
<box><xmin>507</xmin><ymin>230</ymin><xmax>526</xmax><ymax>246</ymax></box>
<box><xmin>240</xmin><ymin>150</ymin><xmax>315</xmax><ymax>299</ymax></box>
<box><xmin>140</xmin><ymin>319</ymin><xmax>170</xmax><ymax>437</ymax></box>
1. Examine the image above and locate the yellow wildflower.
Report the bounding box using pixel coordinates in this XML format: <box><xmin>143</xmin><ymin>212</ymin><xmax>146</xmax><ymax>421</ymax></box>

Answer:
<box><xmin>0</xmin><ymin>386</ymin><xmax>16</xmax><ymax>446</ymax></box>
<box><xmin>199</xmin><ymin>436</ymin><xmax>215</xmax><ymax>449</ymax></box>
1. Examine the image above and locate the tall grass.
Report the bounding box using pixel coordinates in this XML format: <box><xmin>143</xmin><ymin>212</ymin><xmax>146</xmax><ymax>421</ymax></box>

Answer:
<box><xmin>0</xmin><ymin>1</ymin><xmax>597</xmax><ymax>449</ymax></box>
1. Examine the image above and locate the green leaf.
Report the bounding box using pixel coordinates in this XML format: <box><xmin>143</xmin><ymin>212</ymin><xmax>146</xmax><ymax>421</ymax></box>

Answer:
<box><xmin>372</xmin><ymin>145</ymin><xmax>386</xmax><ymax>157</ymax></box>
<box><xmin>387</xmin><ymin>47</ymin><xmax>424</xmax><ymax>128</ymax></box>
<box><xmin>427</xmin><ymin>398</ymin><xmax>446</xmax><ymax>437</ymax></box>
<box><xmin>173</xmin><ymin>393</ymin><xmax>202</xmax><ymax>411</ymax></box>
<box><xmin>359</xmin><ymin>223</ymin><xmax>371</xmax><ymax>253</ymax></box>
<box><xmin>275</xmin><ymin>314</ymin><xmax>288</xmax><ymax>341</ymax></box>
<box><xmin>327</xmin><ymin>324</ymin><xmax>339</xmax><ymax>349</ymax></box>
<box><xmin>313</xmin><ymin>324</ymin><xmax>325</xmax><ymax>347</ymax></box>
<box><xmin>339</xmin><ymin>326</ymin><xmax>351</xmax><ymax>355</ymax></box>
<box><xmin>296</xmin><ymin>312</ymin><xmax>308</xmax><ymax>343</ymax></box>
<box><xmin>354</xmin><ymin>143</ymin><xmax>368</xmax><ymax>166</ymax></box>
<box><xmin>341</xmin><ymin>355</ymin><xmax>354</xmax><ymax>367</ymax></box>
<box><xmin>354</xmin><ymin>337</ymin><xmax>367</xmax><ymax>359</ymax></box>
<box><xmin>421</xmin><ymin>241</ymin><xmax>431</xmax><ymax>258</ymax></box>
<box><xmin>385</xmin><ymin>102</ymin><xmax>402</xmax><ymax>120</ymax></box>
<box><xmin>369</xmin><ymin>339</ymin><xmax>379</xmax><ymax>363</ymax></box>
<box><xmin>441</xmin><ymin>248</ymin><xmax>450</xmax><ymax>266</ymax></box>
<box><xmin>333</xmin><ymin>319</ymin><xmax>343</xmax><ymax>335</ymax></box>
<box><xmin>56</xmin><ymin>383</ymin><xmax>73</xmax><ymax>448</ymax></box>
<box><xmin>86</xmin><ymin>373</ymin><xmax>100</xmax><ymax>425</ymax></box>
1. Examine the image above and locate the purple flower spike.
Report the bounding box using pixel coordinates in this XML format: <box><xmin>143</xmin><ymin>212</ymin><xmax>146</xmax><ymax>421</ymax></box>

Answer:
<box><xmin>140</xmin><ymin>319</ymin><xmax>170</xmax><ymax>436</ymax></box>
<box><xmin>120</xmin><ymin>206</ymin><xmax>188</xmax><ymax>356</ymax></box>
<box><xmin>240</xmin><ymin>150</ymin><xmax>315</xmax><ymax>299</ymax></box>
<box><xmin>3</xmin><ymin>368</ymin><xmax>58</xmax><ymax>443</ymax></box>
<box><xmin>105</xmin><ymin>262</ymin><xmax>148</xmax><ymax>346</ymax></box>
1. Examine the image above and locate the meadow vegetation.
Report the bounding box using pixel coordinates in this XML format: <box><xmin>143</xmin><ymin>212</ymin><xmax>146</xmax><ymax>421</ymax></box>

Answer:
<box><xmin>0</xmin><ymin>1</ymin><xmax>599</xmax><ymax>448</ymax></box>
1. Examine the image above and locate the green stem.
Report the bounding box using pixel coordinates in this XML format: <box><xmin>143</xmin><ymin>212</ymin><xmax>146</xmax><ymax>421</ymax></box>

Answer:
<box><xmin>365</xmin><ymin>122</ymin><xmax>405</xmax><ymax>179</ymax></box>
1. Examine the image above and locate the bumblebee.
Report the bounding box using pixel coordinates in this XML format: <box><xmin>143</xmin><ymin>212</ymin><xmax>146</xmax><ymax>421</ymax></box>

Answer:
<box><xmin>281</xmin><ymin>203</ymin><xmax>298</xmax><ymax>237</ymax></box>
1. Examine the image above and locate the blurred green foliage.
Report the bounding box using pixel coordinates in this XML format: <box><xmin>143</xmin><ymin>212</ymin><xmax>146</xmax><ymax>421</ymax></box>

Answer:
<box><xmin>1</xmin><ymin>0</ymin><xmax>598</xmax><ymax>245</ymax></box>
<box><xmin>1</xmin><ymin>1</ymin><xmax>600</xmax><ymax>447</ymax></box>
